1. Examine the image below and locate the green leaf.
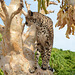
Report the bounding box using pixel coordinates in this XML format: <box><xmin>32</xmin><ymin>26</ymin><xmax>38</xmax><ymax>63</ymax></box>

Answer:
<box><xmin>0</xmin><ymin>69</ymin><xmax>4</xmax><ymax>75</ymax></box>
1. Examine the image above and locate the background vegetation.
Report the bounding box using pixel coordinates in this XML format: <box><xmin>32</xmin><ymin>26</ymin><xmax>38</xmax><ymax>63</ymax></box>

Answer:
<box><xmin>0</xmin><ymin>36</ymin><xmax>75</xmax><ymax>75</ymax></box>
<box><xmin>0</xmin><ymin>34</ymin><xmax>2</xmax><ymax>41</ymax></box>
<box><xmin>38</xmin><ymin>48</ymin><xmax>75</xmax><ymax>75</ymax></box>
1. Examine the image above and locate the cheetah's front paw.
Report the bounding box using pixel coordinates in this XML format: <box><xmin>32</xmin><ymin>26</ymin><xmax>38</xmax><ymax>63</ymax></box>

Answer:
<box><xmin>41</xmin><ymin>65</ymin><xmax>47</xmax><ymax>70</ymax></box>
<box><xmin>29</xmin><ymin>67</ymin><xmax>37</xmax><ymax>73</ymax></box>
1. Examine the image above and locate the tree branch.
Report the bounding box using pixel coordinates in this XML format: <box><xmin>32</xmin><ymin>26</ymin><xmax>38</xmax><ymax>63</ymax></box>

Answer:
<box><xmin>0</xmin><ymin>12</ymin><xmax>6</xmax><ymax>22</ymax></box>
<box><xmin>22</xmin><ymin>23</ymin><xmax>25</xmax><ymax>33</ymax></box>
<box><xmin>47</xmin><ymin>10</ymin><xmax>54</xmax><ymax>13</ymax></box>
<box><xmin>49</xmin><ymin>1</ymin><xmax>58</xmax><ymax>5</ymax></box>
<box><xmin>0</xmin><ymin>0</ymin><xmax>9</xmax><ymax>17</ymax></box>
<box><xmin>21</xmin><ymin>1</ymin><xmax>30</xmax><ymax>17</ymax></box>
<box><xmin>22</xmin><ymin>9</ymin><xmax>28</xmax><ymax>16</ymax></box>
<box><xmin>10</xmin><ymin>0</ymin><xmax>24</xmax><ymax>20</ymax></box>
<box><xmin>25</xmin><ymin>1</ymin><xmax>31</xmax><ymax>10</ymax></box>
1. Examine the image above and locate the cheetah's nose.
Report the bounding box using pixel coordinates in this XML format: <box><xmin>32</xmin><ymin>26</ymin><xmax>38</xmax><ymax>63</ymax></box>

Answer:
<box><xmin>25</xmin><ymin>22</ymin><xmax>28</xmax><ymax>25</ymax></box>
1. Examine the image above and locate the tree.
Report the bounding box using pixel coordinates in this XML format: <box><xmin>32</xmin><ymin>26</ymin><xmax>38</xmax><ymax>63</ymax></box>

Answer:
<box><xmin>0</xmin><ymin>0</ymin><xmax>54</xmax><ymax>75</ymax></box>
<box><xmin>0</xmin><ymin>0</ymin><xmax>75</xmax><ymax>75</ymax></box>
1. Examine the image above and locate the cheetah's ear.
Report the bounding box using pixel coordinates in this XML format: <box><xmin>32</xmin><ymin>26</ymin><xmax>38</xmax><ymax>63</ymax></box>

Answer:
<box><xmin>28</xmin><ymin>10</ymin><xmax>33</xmax><ymax>16</ymax></box>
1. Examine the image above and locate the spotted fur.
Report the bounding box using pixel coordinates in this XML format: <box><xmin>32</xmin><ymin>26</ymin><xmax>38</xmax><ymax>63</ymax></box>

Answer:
<box><xmin>25</xmin><ymin>10</ymin><xmax>54</xmax><ymax>72</ymax></box>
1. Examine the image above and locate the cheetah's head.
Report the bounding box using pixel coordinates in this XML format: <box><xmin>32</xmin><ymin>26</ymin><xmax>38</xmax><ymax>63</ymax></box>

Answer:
<box><xmin>25</xmin><ymin>17</ymin><xmax>35</xmax><ymax>26</ymax></box>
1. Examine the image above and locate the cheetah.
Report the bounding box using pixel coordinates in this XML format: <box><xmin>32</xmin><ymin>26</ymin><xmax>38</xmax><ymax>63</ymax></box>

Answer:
<box><xmin>25</xmin><ymin>10</ymin><xmax>54</xmax><ymax>73</ymax></box>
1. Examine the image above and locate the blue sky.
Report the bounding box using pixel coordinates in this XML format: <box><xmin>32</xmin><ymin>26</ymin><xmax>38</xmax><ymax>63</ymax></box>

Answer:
<box><xmin>0</xmin><ymin>0</ymin><xmax>75</xmax><ymax>52</ymax></box>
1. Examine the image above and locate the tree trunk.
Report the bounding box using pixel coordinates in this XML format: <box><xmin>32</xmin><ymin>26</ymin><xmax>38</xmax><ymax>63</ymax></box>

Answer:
<box><xmin>0</xmin><ymin>0</ymin><xmax>53</xmax><ymax>75</ymax></box>
<box><xmin>0</xmin><ymin>25</ymin><xmax>53</xmax><ymax>75</ymax></box>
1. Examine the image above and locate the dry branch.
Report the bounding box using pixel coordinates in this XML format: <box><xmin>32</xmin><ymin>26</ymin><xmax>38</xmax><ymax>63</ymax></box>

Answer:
<box><xmin>0</xmin><ymin>0</ymin><xmax>9</xmax><ymax>17</ymax></box>
<box><xmin>10</xmin><ymin>0</ymin><xmax>23</xmax><ymax>20</ymax></box>
<box><xmin>0</xmin><ymin>3</ymin><xmax>6</xmax><ymax>24</ymax></box>
<box><xmin>47</xmin><ymin>10</ymin><xmax>54</xmax><ymax>13</ymax></box>
<box><xmin>0</xmin><ymin>12</ymin><xmax>5</xmax><ymax>22</ymax></box>
<box><xmin>22</xmin><ymin>9</ymin><xmax>28</xmax><ymax>16</ymax></box>
<box><xmin>25</xmin><ymin>1</ymin><xmax>31</xmax><ymax>10</ymax></box>
<box><xmin>49</xmin><ymin>1</ymin><xmax>58</xmax><ymax>5</ymax></box>
<box><xmin>22</xmin><ymin>23</ymin><xmax>25</xmax><ymax>33</ymax></box>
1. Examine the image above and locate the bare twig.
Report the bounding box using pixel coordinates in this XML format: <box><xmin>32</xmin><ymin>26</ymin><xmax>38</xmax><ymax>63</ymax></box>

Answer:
<box><xmin>10</xmin><ymin>0</ymin><xmax>24</xmax><ymax>20</ymax></box>
<box><xmin>47</xmin><ymin>10</ymin><xmax>54</xmax><ymax>13</ymax></box>
<box><xmin>25</xmin><ymin>1</ymin><xmax>31</xmax><ymax>10</ymax></box>
<box><xmin>0</xmin><ymin>0</ymin><xmax>9</xmax><ymax>17</ymax></box>
<box><xmin>22</xmin><ymin>9</ymin><xmax>28</xmax><ymax>16</ymax></box>
<box><xmin>49</xmin><ymin>1</ymin><xmax>58</xmax><ymax>5</ymax></box>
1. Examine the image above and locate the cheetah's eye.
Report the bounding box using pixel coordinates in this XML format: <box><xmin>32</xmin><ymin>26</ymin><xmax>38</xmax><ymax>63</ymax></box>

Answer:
<box><xmin>2</xmin><ymin>27</ymin><xmax>4</xmax><ymax>29</ymax></box>
<box><xmin>25</xmin><ymin>22</ymin><xmax>28</xmax><ymax>25</ymax></box>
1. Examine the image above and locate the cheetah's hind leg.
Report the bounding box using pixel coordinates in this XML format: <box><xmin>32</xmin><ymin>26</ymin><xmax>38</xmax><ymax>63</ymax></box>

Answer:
<box><xmin>41</xmin><ymin>42</ymin><xmax>52</xmax><ymax>70</ymax></box>
<box><xmin>29</xmin><ymin>53</ymin><xmax>37</xmax><ymax>73</ymax></box>
<box><xmin>29</xmin><ymin>47</ymin><xmax>38</xmax><ymax>73</ymax></box>
<box><xmin>29</xmin><ymin>56</ymin><xmax>37</xmax><ymax>73</ymax></box>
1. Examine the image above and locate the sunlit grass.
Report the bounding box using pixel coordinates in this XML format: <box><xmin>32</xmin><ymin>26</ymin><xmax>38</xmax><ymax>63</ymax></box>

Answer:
<box><xmin>38</xmin><ymin>48</ymin><xmax>75</xmax><ymax>75</ymax></box>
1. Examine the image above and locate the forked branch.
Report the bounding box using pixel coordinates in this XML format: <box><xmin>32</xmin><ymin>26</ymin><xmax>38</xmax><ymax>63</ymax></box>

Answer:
<box><xmin>10</xmin><ymin>0</ymin><xmax>24</xmax><ymax>20</ymax></box>
<box><xmin>21</xmin><ymin>1</ymin><xmax>30</xmax><ymax>16</ymax></box>
<box><xmin>0</xmin><ymin>0</ymin><xmax>9</xmax><ymax>17</ymax></box>
<box><xmin>25</xmin><ymin>1</ymin><xmax>31</xmax><ymax>10</ymax></box>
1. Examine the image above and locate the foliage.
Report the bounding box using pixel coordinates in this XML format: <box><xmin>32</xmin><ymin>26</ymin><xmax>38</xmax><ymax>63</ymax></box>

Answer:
<box><xmin>55</xmin><ymin>0</ymin><xmax>75</xmax><ymax>39</ymax></box>
<box><xmin>0</xmin><ymin>34</ymin><xmax>2</xmax><ymax>41</ymax></box>
<box><xmin>0</xmin><ymin>34</ymin><xmax>4</xmax><ymax>75</ymax></box>
<box><xmin>0</xmin><ymin>69</ymin><xmax>4</xmax><ymax>75</ymax></box>
<box><xmin>38</xmin><ymin>48</ymin><xmax>75</xmax><ymax>75</ymax></box>
<box><xmin>26</xmin><ymin>0</ymin><xmax>75</xmax><ymax>39</ymax></box>
<box><xmin>33</xmin><ymin>0</ymin><xmax>59</xmax><ymax>14</ymax></box>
